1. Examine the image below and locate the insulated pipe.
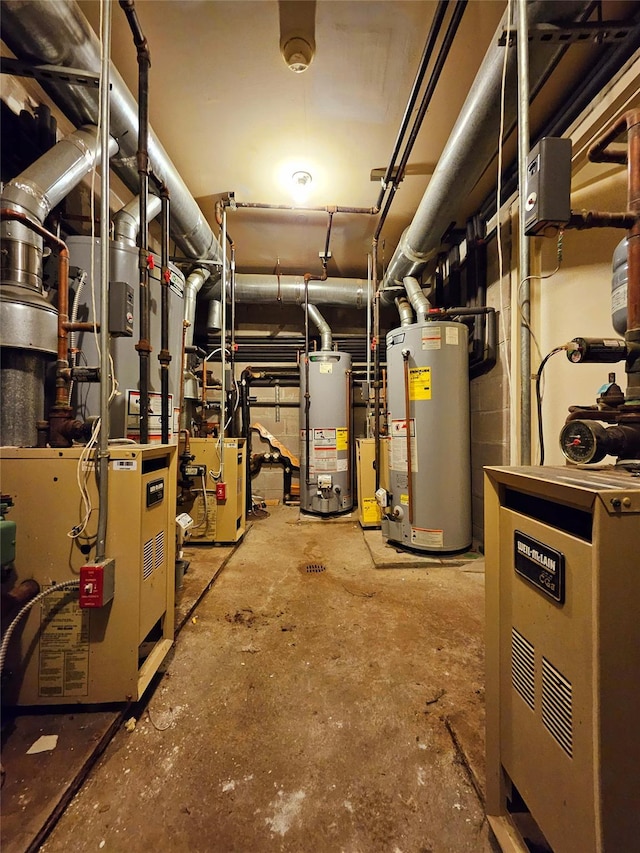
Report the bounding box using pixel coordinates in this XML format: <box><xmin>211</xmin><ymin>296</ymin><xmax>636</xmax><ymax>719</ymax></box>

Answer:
<box><xmin>395</xmin><ymin>296</ymin><xmax>414</xmax><ymax>327</ymax></box>
<box><xmin>306</xmin><ymin>304</ymin><xmax>333</xmax><ymax>352</ymax></box>
<box><xmin>403</xmin><ymin>276</ymin><xmax>430</xmax><ymax>322</ymax></box>
<box><xmin>113</xmin><ymin>193</ymin><xmax>162</xmax><ymax>246</ymax></box>
<box><xmin>380</xmin><ymin>0</ymin><xmax>593</xmax><ymax>293</ymax></box>
<box><xmin>0</xmin><ymin>0</ymin><xmax>224</xmax><ymax>267</ymax></box>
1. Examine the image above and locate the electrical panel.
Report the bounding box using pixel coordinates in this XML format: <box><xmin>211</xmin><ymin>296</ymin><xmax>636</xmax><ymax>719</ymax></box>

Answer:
<box><xmin>524</xmin><ymin>137</ymin><xmax>572</xmax><ymax>237</ymax></box>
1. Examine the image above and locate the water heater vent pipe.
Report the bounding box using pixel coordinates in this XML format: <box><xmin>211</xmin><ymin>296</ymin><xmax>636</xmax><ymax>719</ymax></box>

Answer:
<box><xmin>306</xmin><ymin>303</ymin><xmax>333</xmax><ymax>351</ymax></box>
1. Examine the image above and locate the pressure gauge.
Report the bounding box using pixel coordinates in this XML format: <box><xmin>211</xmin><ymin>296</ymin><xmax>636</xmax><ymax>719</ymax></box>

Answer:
<box><xmin>559</xmin><ymin>421</ymin><xmax>607</xmax><ymax>464</ymax></box>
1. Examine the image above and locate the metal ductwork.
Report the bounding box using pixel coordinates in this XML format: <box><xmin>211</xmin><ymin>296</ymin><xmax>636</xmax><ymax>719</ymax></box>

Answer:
<box><xmin>1</xmin><ymin>125</ymin><xmax>117</xmax><ymax>446</ymax></box>
<box><xmin>0</xmin><ymin>0</ymin><xmax>224</xmax><ymax>267</ymax></box>
<box><xmin>306</xmin><ymin>304</ymin><xmax>333</xmax><ymax>351</ymax></box>
<box><xmin>219</xmin><ymin>274</ymin><xmax>368</xmax><ymax>308</ymax></box>
<box><xmin>382</xmin><ymin>0</ymin><xmax>594</xmax><ymax>293</ymax></box>
<box><xmin>395</xmin><ymin>296</ymin><xmax>414</xmax><ymax>327</ymax></box>
<box><xmin>184</xmin><ymin>268</ymin><xmax>212</xmax><ymax>349</ymax></box>
<box><xmin>403</xmin><ymin>275</ymin><xmax>430</xmax><ymax>322</ymax></box>
<box><xmin>113</xmin><ymin>194</ymin><xmax>162</xmax><ymax>246</ymax></box>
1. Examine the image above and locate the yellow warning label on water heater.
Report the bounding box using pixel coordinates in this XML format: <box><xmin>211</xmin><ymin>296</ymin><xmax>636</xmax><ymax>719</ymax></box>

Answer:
<box><xmin>336</xmin><ymin>428</ymin><xmax>348</xmax><ymax>451</ymax></box>
<box><xmin>409</xmin><ymin>366</ymin><xmax>431</xmax><ymax>400</ymax></box>
<box><xmin>400</xmin><ymin>494</ymin><xmax>409</xmax><ymax>505</ymax></box>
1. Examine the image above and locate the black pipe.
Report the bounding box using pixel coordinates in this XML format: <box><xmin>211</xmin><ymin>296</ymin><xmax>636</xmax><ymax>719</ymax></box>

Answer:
<box><xmin>469</xmin><ymin>307</ymin><xmax>497</xmax><ymax>378</ymax></box>
<box><xmin>372</xmin><ymin>238</ymin><xmax>381</xmax><ymax>492</ymax></box>
<box><xmin>375</xmin><ymin>1</ymin><xmax>467</xmax><ymax>240</ymax></box>
<box><xmin>375</xmin><ymin>0</ymin><xmax>450</xmax><ymax>211</ymax></box>
<box><xmin>120</xmin><ymin>0</ymin><xmax>151</xmax><ymax>443</ymax></box>
<box><xmin>240</xmin><ymin>368</ymin><xmax>255</xmax><ymax>514</ymax></box>
<box><xmin>322</xmin><ymin>210</ymin><xmax>334</xmax><ymax>264</ymax></box>
<box><xmin>159</xmin><ymin>184</ymin><xmax>171</xmax><ymax>443</ymax></box>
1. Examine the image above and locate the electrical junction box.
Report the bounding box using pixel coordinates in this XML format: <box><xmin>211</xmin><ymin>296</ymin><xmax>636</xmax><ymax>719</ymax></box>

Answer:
<box><xmin>79</xmin><ymin>558</ymin><xmax>115</xmax><ymax>608</ymax></box>
<box><xmin>215</xmin><ymin>481</ymin><xmax>227</xmax><ymax>501</ymax></box>
<box><xmin>524</xmin><ymin>137</ymin><xmax>572</xmax><ymax>237</ymax></box>
<box><xmin>484</xmin><ymin>466</ymin><xmax>640</xmax><ymax>852</ymax></box>
<box><xmin>108</xmin><ymin>279</ymin><xmax>134</xmax><ymax>337</ymax></box>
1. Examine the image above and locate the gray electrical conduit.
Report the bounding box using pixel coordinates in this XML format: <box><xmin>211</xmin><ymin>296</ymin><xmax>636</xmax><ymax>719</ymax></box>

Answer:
<box><xmin>0</xmin><ymin>580</ymin><xmax>80</xmax><ymax>674</ymax></box>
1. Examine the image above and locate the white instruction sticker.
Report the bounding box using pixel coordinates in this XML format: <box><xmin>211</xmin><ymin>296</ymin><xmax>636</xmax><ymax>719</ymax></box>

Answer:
<box><xmin>446</xmin><ymin>326</ymin><xmax>459</xmax><ymax>345</ymax></box>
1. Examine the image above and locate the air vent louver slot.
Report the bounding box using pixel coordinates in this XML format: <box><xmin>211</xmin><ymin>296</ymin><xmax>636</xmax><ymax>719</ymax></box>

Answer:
<box><xmin>155</xmin><ymin>530</ymin><xmax>165</xmax><ymax>569</ymax></box>
<box><xmin>143</xmin><ymin>537</ymin><xmax>154</xmax><ymax>580</ymax></box>
<box><xmin>511</xmin><ymin>628</ymin><xmax>535</xmax><ymax>710</ymax></box>
<box><xmin>542</xmin><ymin>657</ymin><xmax>573</xmax><ymax>757</ymax></box>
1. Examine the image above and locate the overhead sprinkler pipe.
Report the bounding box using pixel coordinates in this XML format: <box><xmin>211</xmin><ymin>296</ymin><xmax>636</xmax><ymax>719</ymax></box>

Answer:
<box><xmin>120</xmin><ymin>0</ymin><xmax>152</xmax><ymax>444</ymax></box>
<box><xmin>306</xmin><ymin>304</ymin><xmax>333</xmax><ymax>352</ymax></box>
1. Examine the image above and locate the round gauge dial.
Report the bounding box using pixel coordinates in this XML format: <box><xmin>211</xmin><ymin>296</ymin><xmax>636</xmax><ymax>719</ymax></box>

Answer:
<box><xmin>559</xmin><ymin>421</ymin><xmax>605</xmax><ymax>464</ymax></box>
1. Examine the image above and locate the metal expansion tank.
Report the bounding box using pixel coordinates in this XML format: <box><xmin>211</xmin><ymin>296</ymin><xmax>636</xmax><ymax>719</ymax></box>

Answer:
<box><xmin>66</xmin><ymin>236</ymin><xmax>184</xmax><ymax>441</ymax></box>
<box><xmin>382</xmin><ymin>320</ymin><xmax>471</xmax><ymax>552</ymax></box>
<box><xmin>299</xmin><ymin>351</ymin><xmax>353</xmax><ymax>515</ymax></box>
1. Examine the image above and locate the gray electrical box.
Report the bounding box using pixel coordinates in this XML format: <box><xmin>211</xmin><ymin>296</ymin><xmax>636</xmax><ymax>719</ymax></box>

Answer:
<box><xmin>524</xmin><ymin>137</ymin><xmax>572</xmax><ymax>237</ymax></box>
<box><xmin>109</xmin><ymin>280</ymin><xmax>134</xmax><ymax>337</ymax></box>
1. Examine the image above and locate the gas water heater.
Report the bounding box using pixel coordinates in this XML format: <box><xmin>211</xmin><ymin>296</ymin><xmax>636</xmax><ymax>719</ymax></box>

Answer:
<box><xmin>299</xmin><ymin>351</ymin><xmax>353</xmax><ymax>515</ymax></box>
<box><xmin>380</xmin><ymin>320</ymin><xmax>471</xmax><ymax>552</ymax></box>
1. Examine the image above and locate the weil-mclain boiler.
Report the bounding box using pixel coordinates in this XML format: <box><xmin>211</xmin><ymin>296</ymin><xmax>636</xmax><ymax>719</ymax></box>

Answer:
<box><xmin>380</xmin><ymin>319</ymin><xmax>471</xmax><ymax>552</ymax></box>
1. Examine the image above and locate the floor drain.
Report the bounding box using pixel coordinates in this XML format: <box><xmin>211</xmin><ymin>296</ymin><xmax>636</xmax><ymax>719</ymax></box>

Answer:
<box><xmin>306</xmin><ymin>563</ymin><xmax>326</xmax><ymax>573</ymax></box>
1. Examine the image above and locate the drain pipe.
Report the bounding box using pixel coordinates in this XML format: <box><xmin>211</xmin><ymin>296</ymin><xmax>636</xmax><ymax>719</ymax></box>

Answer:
<box><xmin>395</xmin><ymin>296</ymin><xmax>414</xmax><ymax>327</ymax></box>
<box><xmin>306</xmin><ymin>304</ymin><xmax>333</xmax><ymax>352</ymax></box>
<box><xmin>403</xmin><ymin>276</ymin><xmax>430</xmax><ymax>323</ymax></box>
<box><xmin>516</xmin><ymin>0</ymin><xmax>532</xmax><ymax>464</ymax></box>
<box><xmin>120</xmin><ymin>0</ymin><xmax>152</xmax><ymax>443</ymax></box>
<box><xmin>96</xmin><ymin>0</ymin><xmax>112</xmax><ymax>562</ymax></box>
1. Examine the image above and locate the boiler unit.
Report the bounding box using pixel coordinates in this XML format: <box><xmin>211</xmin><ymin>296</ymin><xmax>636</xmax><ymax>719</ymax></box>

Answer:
<box><xmin>299</xmin><ymin>351</ymin><xmax>353</xmax><ymax>515</ymax></box>
<box><xmin>182</xmin><ymin>437</ymin><xmax>246</xmax><ymax>544</ymax></box>
<box><xmin>484</xmin><ymin>465</ymin><xmax>640</xmax><ymax>853</ymax></box>
<box><xmin>356</xmin><ymin>437</ymin><xmax>381</xmax><ymax>528</ymax></box>
<box><xmin>65</xmin><ymin>235</ymin><xmax>185</xmax><ymax>442</ymax></box>
<box><xmin>0</xmin><ymin>444</ymin><xmax>177</xmax><ymax>705</ymax></box>
<box><xmin>380</xmin><ymin>320</ymin><xmax>471</xmax><ymax>552</ymax></box>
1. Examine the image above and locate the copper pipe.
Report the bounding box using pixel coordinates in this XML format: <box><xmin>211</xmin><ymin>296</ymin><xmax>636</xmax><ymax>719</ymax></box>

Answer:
<box><xmin>566</xmin><ymin>210</ymin><xmax>635</xmax><ymax>231</ymax></box>
<box><xmin>63</xmin><ymin>321</ymin><xmax>101</xmax><ymax>332</ymax></box>
<box><xmin>402</xmin><ymin>351</ymin><xmax>413</xmax><ymax>526</ymax></box>
<box><xmin>0</xmin><ymin>208</ymin><xmax>70</xmax><ymax>405</ymax></box>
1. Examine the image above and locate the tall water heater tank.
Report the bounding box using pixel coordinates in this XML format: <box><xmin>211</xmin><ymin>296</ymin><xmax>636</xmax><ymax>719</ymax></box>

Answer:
<box><xmin>299</xmin><ymin>351</ymin><xmax>353</xmax><ymax>515</ymax></box>
<box><xmin>382</xmin><ymin>320</ymin><xmax>471</xmax><ymax>552</ymax></box>
<box><xmin>66</xmin><ymin>236</ymin><xmax>184</xmax><ymax>442</ymax></box>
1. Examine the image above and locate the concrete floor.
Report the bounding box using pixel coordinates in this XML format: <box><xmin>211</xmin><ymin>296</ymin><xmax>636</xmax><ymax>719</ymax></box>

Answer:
<box><xmin>39</xmin><ymin>506</ymin><xmax>496</xmax><ymax>853</ymax></box>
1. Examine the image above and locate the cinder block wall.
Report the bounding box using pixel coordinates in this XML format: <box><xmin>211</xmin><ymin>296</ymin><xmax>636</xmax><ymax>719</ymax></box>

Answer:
<box><xmin>470</xmin><ymin>226</ymin><xmax>512</xmax><ymax>546</ymax></box>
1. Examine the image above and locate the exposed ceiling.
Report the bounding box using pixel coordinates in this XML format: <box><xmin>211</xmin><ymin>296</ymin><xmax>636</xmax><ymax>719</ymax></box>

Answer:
<box><xmin>4</xmin><ymin>1</ymin><xmax>640</xmax><ymax>285</ymax></box>
<box><xmin>76</xmin><ymin>0</ymin><xmax>508</xmax><ymax>278</ymax></box>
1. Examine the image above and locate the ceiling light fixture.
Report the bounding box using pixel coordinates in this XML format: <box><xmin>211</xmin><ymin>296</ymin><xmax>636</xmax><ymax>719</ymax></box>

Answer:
<box><xmin>290</xmin><ymin>170</ymin><xmax>313</xmax><ymax>203</ymax></box>
<box><xmin>281</xmin><ymin>36</ymin><xmax>314</xmax><ymax>73</ymax></box>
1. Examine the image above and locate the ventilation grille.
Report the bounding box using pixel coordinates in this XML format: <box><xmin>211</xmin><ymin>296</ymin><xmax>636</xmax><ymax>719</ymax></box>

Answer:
<box><xmin>143</xmin><ymin>537</ymin><xmax>154</xmax><ymax>580</ymax></box>
<box><xmin>511</xmin><ymin>628</ymin><xmax>535</xmax><ymax>710</ymax></box>
<box><xmin>542</xmin><ymin>657</ymin><xmax>573</xmax><ymax>757</ymax></box>
<box><xmin>155</xmin><ymin>530</ymin><xmax>165</xmax><ymax>569</ymax></box>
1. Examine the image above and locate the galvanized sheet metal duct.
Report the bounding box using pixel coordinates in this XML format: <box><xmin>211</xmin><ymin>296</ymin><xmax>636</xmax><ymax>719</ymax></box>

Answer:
<box><xmin>1</xmin><ymin>0</ymin><xmax>223</xmax><ymax>267</ymax></box>
<box><xmin>113</xmin><ymin>194</ymin><xmax>162</xmax><ymax>246</ymax></box>
<box><xmin>306</xmin><ymin>304</ymin><xmax>333</xmax><ymax>352</ymax></box>
<box><xmin>221</xmin><ymin>274</ymin><xmax>368</xmax><ymax>308</ymax></box>
<box><xmin>382</xmin><ymin>0</ymin><xmax>593</xmax><ymax>292</ymax></box>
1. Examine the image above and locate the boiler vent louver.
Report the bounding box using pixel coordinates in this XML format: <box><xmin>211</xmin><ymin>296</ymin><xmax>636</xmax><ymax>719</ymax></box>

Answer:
<box><xmin>143</xmin><ymin>537</ymin><xmax>154</xmax><ymax>580</ymax></box>
<box><xmin>511</xmin><ymin>627</ymin><xmax>535</xmax><ymax>711</ymax></box>
<box><xmin>541</xmin><ymin>656</ymin><xmax>573</xmax><ymax>757</ymax></box>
